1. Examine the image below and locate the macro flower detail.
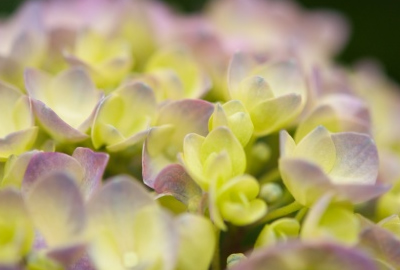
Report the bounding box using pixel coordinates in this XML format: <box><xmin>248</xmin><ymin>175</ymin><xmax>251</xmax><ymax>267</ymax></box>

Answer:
<box><xmin>208</xmin><ymin>100</ymin><xmax>254</xmax><ymax>147</ymax></box>
<box><xmin>91</xmin><ymin>82</ymin><xmax>156</xmax><ymax>152</ymax></box>
<box><xmin>1</xmin><ymin>0</ymin><xmax>400</xmax><ymax>269</ymax></box>
<box><xmin>228</xmin><ymin>52</ymin><xmax>306</xmax><ymax>136</ymax></box>
<box><xmin>295</xmin><ymin>93</ymin><xmax>371</xmax><ymax>141</ymax></box>
<box><xmin>26</xmin><ymin>172</ymin><xmax>87</xmax><ymax>268</ymax></box>
<box><xmin>279</xmin><ymin>126</ymin><xmax>387</xmax><ymax>206</ymax></box>
<box><xmin>25</xmin><ymin>67</ymin><xmax>103</xmax><ymax>143</ymax></box>
<box><xmin>181</xmin><ymin>127</ymin><xmax>266</xmax><ymax>229</ymax></box>
<box><xmin>181</xmin><ymin>126</ymin><xmax>246</xmax><ymax>191</ymax></box>
<box><xmin>142</xmin><ymin>99</ymin><xmax>214</xmax><ymax>187</ymax></box>
<box><xmin>64</xmin><ymin>30</ymin><xmax>133</xmax><ymax>90</ymax></box>
<box><xmin>0</xmin><ymin>81</ymin><xmax>38</xmax><ymax>160</ymax></box>
<box><xmin>1</xmin><ymin>147</ymin><xmax>109</xmax><ymax>199</ymax></box>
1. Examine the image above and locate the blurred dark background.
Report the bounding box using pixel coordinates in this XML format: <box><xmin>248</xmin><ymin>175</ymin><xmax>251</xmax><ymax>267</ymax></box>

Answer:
<box><xmin>1</xmin><ymin>0</ymin><xmax>400</xmax><ymax>83</ymax></box>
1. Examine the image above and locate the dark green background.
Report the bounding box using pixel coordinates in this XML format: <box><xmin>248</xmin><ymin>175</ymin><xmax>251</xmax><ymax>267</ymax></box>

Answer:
<box><xmin>1</xmin><ymin>0</ymin><xmax>400</xmax><ymax>83</ymax></box>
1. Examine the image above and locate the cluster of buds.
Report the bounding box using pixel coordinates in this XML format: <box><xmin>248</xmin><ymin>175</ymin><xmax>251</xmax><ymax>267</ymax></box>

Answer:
<box><xmin>1</xmin><ymin>0</ymin><xmax>400</xmax><ymax>269</ymax></box>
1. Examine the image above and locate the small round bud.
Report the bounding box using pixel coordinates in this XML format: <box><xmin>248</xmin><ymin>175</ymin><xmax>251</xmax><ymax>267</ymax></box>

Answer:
<box><xmin>259</xmin><ymin>182</ymin><xmax>283</xmax><ymax>203</ymax></box>
<box><xmin>227</xmin><ymin>253</ymin><xmax>247</xmax><ymax>268</ymax></box>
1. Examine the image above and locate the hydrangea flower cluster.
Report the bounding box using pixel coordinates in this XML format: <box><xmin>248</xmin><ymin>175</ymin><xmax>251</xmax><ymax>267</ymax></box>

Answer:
<box><xmin>1</xmin><ymin>0</ymin><xmax>400</xmax><ymax>269</ymax></box>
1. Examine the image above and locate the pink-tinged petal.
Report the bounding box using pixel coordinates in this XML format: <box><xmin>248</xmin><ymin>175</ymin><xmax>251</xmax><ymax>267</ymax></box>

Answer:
<box><xmin>142</xmin><ymin>125</ymin><xmax>175</xmax><ymax>188</ymax></box>
<box><xmin>279</xmin><ymin>159</ymin><xmax>332</xmax><ymax>206</ymax></box>
<box><xmin>87</xmin><ymin>176</ymin><xmax>156</xmax><ymax>258</ymax></box>
<box><xmin>69</xmin><ymin>253</ymin><xmax>96</xmax><ymax>270</ymax></box>
<box><xmin>72</xmin><ymin>148</ymin><xmax>109</xmax><ymax>199</ymax></box>
<box><xmin>295</xmin><ymin>94</ymin><xmax>372</xmax><ymax>142</ymax></box>
<box><xmin>250</xmin><ymin>93</ymin><xmax>302</xmax><ymax>136</ymax></box>
<box><xmin>22</xmin><ymin>152</ymin><xmax>84</xmax><ymax>194</ymax></box>
<box><xmin>358</xmin><ymin>223</ymin><xmax>400</xmax><ymax>269</ymax></box>
<box><xmin>228</xmin><ymin>52</ymin><xmax>256</xmax><ymax>98</ymax></box>
<box><xmin>231</xmin><ymin>241</ymin><xmax>378</xmax><ymax>270</ymax></box>
<box><xmin>157</xmin><ymin>99</ymin><xmax>214</xmax><ymax>141</ymax></box>
<box><xmin>0</xmin><ymin>127</ymin><xmax>38</xmax><ymax>161</ymax></box>
<box><xmin>27</xmin><ymin>172</ymin><xmax>86</xmax><ymax>247</ymax></box>
<box><xmin>47</xmin><ymin>243</ymin><xmax>87</xmax><ymax>268</ymax></box>
<box><xmin>88</xmin><ymin>175</ymin><xmax>154</xmax><ymax>228</ymax></box>
<box><xmin>335</xmin><ymin>184</ymin><xmax>390</xmax><ymax>204</ymax></box>
<box><xmin>294</xmin><ymin>126</ymin><xmax>336</xmax><ymax>173</ymax></box>
<box><xmin>0</xmin><ymin>265</ymin><xmax>24</xmax><ymax>270</ymax></box>
<box><xmin>31</xmin><ymin>99</ymin><xmax>89</xmax><ymax>143</ymax></box>
<box><xmin>279</xmin><ymin>130</ymin><xmax>296</xmax><ymax>158</ymax></box>
<box><xmin>153</xmin><ymin>164</ymin><xmax>202</xmax><ymax>207</ymax></box>
<box><xmin>143</xmin><ymin>99</ymin><xmax>213</xmax><ymax>186</ymax></box>
<box><xmin>330</xmin><ymin>133</ymin><xmax>379</xmax><ymax>185</ymax></box>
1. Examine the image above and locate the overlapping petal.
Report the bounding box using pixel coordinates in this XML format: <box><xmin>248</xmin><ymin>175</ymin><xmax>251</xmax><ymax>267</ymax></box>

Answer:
<box><xmin>0</xmin><ymin>81</ymin><xmax>38</xmax><ymax>160</ymax></box>
<box><xmin>87</xmin><ymin>175</ymin><xmax>178</xmax><ymax>270</ymax></box>
<box><xmin>92</xmin><ymin>82</ymin><xmax>156</xmax><ymax>151</ymax></box>
<box><xmin>142</xmin><ymin>99</ymin><xmax>213</xmax><ymax>187</ymax></box>
<box><xmin>228</xmin><ymin>53</ymin><xmax>306</xmax><ymax>136</ymax></box>
<box><xmin>279</xmin><ymin>126</ymin><xmax>386</xmax><ymax>206</ymax></box>
<box><xmin>145</xmin><ymin>47</ymin><xmax>210</xmax><ymax>99</ymax></box>
<box><xmin>25</xmin><ymin>68</ymin><xmax>103</xmax><ymax>143</ymax></box>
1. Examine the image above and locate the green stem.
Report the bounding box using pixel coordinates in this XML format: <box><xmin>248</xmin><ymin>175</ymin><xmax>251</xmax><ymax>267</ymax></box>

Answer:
<box><xmin>256</xmin><ymin>201</ymin><xmax>303</xmax><ymax>225</ymax></box>
<box><xmin>212</xmin><ymin>227</ymin><xmax>221</xmax><ymax>270</ymax></box>
<box><xmin>295</xmin><ymin>207</ymin><xmax>308</xmax><ymax>222</ymax></box>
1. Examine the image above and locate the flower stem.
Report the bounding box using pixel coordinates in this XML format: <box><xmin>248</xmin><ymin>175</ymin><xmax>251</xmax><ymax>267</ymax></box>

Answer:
<box><xmin>295</xmin><ymin>207</ymin><xmax>308</xmax><ymax>222</ymax></box>
<box><xmin>255</xmin><ymin>201</ymin><xmax>303</xmax><ymax>225</ymax></box>
<box><xmin>212</xmin><ymin>227</ymin><xmax>221</xmax><ymax>270</ymax></box>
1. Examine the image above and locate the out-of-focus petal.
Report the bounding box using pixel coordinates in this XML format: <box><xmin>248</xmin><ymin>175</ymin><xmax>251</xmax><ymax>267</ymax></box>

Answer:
<box><xmin>0</xmin><ymin>189</ymin><xmax>34</xmax><ymax>265</ymax></box>
<box><xmin>153</xmin><ymin>164</ymin><xmax>202</xmax><ymax>208</ymax></box>
<box><xmin>72</xmin><ymin>147</ymin><xmax>109</xmax><ymax>199</ymax></box>
<box><xmin>301</xmin><ymin>194</ymin><xmax>359</xmax><ymax>245</ymax></box>
<box><xmin>280</xmin><ymin>159</ymin><xmax>332</xmax><ymax>206</ymax></box>
<box><xmin>22</xmin><ymin>152</ymin><xmax>84</xmax><ymax>194</ymax></box>
<box><xmin>146</xmin><ymin>48</ymin><xmax>210</xmax><ymax>98</ymax></box>
<box><xmin>25</xmin><ymin>68</ymin><xmax>102</xmax><ymax>142</ymax></box>
<box><xmin>26</xmin><ymin>172</ymin><xmax>86</xmax><ymax>247</ymax></box>
<box><xmin>142</xmin><ymin>99</ymin><xmax>213</xmax><ymax>187</ymax></box>
<box><xmin>231</xmin><ymin>241</ymin><xmax>378</xmax><ymax>270</ymax></box>
<box><xmin>329</xmin><ymin>133</ymin><xmax>378</xmax><ymax>185</ymax></box>
<box><xmin>175</xmin><ymin>214</ymin><xmax>215</xmax><ymax>270</ymax></box>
